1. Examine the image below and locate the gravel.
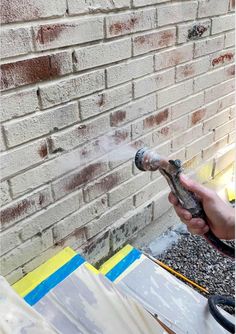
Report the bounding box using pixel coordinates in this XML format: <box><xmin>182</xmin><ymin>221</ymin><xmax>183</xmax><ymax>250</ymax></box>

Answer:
<box><xmin>147</xmin><ymin>224</ymin><xmax>235</xmax><ymax>315</ymax></box>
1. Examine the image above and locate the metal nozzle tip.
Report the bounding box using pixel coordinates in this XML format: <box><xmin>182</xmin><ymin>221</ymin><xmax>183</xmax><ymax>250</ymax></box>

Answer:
<box><xmin>135</xmin><ymin>147</ymin><xmax>148</xmax><ymax>171</ymax></box>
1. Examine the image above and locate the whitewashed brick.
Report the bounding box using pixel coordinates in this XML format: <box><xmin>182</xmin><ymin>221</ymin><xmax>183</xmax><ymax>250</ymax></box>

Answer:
<box><xmin>225</xmin><ymin>31</ymin><xmax>235</xmax><ymax>48</ymax></box>
<box><xmin>155</xmin><ymin>44</ymin><xmax>193</xmax><ymax>71</ymax></box>
<box><xmin>39</xmin><ymin>70</ymin><xmax>105</xmax><ymax>108</ymax></box>
<box><xmin>158</xmin><ymin>79</ymin><xmax>193</xmax><ymax>108</ymax></box>
<box><xmin>176</xmin><ymin>57</ymin><xmax>210</xmax><ymax>82</ymax></box>
<box><xmin>86</xmin><ymin>197</ymin><xmax>133</xmax><ymax>238</ymax></box>
<box><xmin>68</xmin><ymin>0</ymin><xmax>130</xmax><ymax>14</ymax></box>
<box><xmin>0</xmin><ymin>186</ymin><xmax>52</xmax><ymax>230</ymax></box>
<box><xmin>212</xmin><ymin>14</ymin><xmax>235</xmax><ymax>34</ymax></box>
<box><xmin>205</xmin><ymin>79</ymin><xmax>235</xmax><ymax>104</ymax></box>
<box><xmin>0</xmin><ymin>27</ymin><xmax>33</xmax><ymax>59</ymax></box>
<box><xmin>0</xmin><ymin>230</ymin><xmax>53</xmax><ymax>276</ymax></box>
<box><xmin>214</xmin><ymin>145</ymin><xmax>235</xmax><ymax>176</ymax></box>
<box><xmin>177</xmin><ymin>20</ymin><xmax>210</xmax><ymax>44</ymax></box>
<box><xmin>133</xmin><ymin>0</ymin><xmax>170</xmax><ymax>7</ymax></box>
<box><xmin>172</xmin><ymin>124</ymin><xmax>203</xmax><ymax>151</ymax></box>
<box><xmin>53</xmin><ymin>195</ymin><xmax>107</xmax><ymax>242</ymax></box>
<box><xmin>9</xmin><ymin>149</ymin><xmax>103</xmax><ymax>197</ymax></box>
<box><xmin>194</xmin><ymin>36</ymin><xmax>224</xmax><ymax>58</ymax></box>
<box><xmin>74</xmin><ymin>38</ymin><xmax>131</xmax><ymax>71</ymax></box>
<box><xmin>218</xmin><ymin>93</ymin><xmax>235</xmax><ymax>112</ymax></box>
<box><xmin>132</xmin><ymin>107</ymin><xmax>171</xmax><ymax>139</ymax></box>
<box><xmin>0</xmin><ymin>89</ymin><xmax>39</xmax><ymax>122</ymax></box>
<box><xmin>84</xmin><ymin>163</ymin><xmax>132</xmax><ymax>202</ymax></box>
<box><xmin>3</xmin><ymin>102</ymin><xmax>79</xmax><ymax>148</ymax></box>
<box><xmin>228</xmin><ymin>131</ymin><xmax>236</xmax><ymax>145</ymax></box>
<box><xmin>0</xmin><ymin>127</ymin><xmax>6</xmax><ymax>152</ymax></box>
<box><xmin>153</xmin><ymin>190</ymin><xmax>171</xmax><ymax>220</ymax></box>
<box><xmin>203</xmin><ymin>136</ymin><xmax>228</xmax><ymax>160</ymax></box>
<box><xmin>52</xmin><ymin>158</ymin><xmax>110</xmax><ymax>200</ymax></box>
<box><xmin>153</xmin><ymin>118</ymin><xmax>189</xmax><ymax>147</ymax></box>
<box><xmin>111</xmin><ymin>203</ymin><xmax>152</xmax><ymax>251</ymax></box>
<box><xmin>158</xmin><ymin>2</ymin><xmax>198</xmax><ymax>26</ymax></box>
<box><xmin>215</xmin><ymin>120</ymin><xmax>235</xmax><ymax>141</ymax></box>
<box><xmin>106</xmin><ymin>8</ymin><xmax>156</xmax><ymax>38</ymax></box>
<box><xmin>133</xmin><ymin>27</ymin><xmax>176</xmax><ymax>56</ymax></box>
<box><xmin>1</xmin><ymin>0</ymin><xmax>67</xmax><ymax>24</ymax></box>
<box><xmin>171</xmin><ymin>92</ymin><xmax>204</xmax><ymax>119</ymax></box>
<box><xmin>186</xmin><ymin>132</ymin><xmax>214</xmax><ymax>159</ymax></box>
<box><xmin>111</xmin><ymin>94</ymin><xmax>157</xmax><ymax>127</ymax></box>
<box><xmin>80</xmin><ymin>83</ymin><xmax>132</xmax><ymax>120</ymax></box>
<box><xmin>0</xmin><ymin>181</ymin><xmax>11</xmax><ymax>207</ymax></box>
<box><xmin>134</xmin><ymin>68</ymin><xmax>175</xmax><ymax>98</ymax></box>
<box><xmin>33</xmin><ymin>18</ymin><xmax>104</xmax><ymax>51</ymax></box>
<box><xmin>1</xmin><ymin>139</ymin><xmax>48</xmax><ymax>180</ymax></box>
<box><xmin>5</xmin><ymin>268</ymin><xmax>23</xmax><ymax>285</ymax></box>
<box><xmin>203</xmin><ymin>108</ymin><xmax>231</xmax><ymax>133</ymax></box>
<box><xmin>210</xmin><ymin>49</ymin><xmax>235</xmax><ymax>69</ymax></box>
<box><xmin>134</xmin><ymin>176</ymin><xmax>167</xmax><ymax>207</ymax></box>
<box><xmin>107</xmin><ymin>55</ymin><xmax>153</xmax><ymax>87</ymax></box>
<box><xmin>198</xmin><ymin>0</ymin><xmax>229</xmax><ymax>18</ymax></box>
<box><xmin>22</xmin><ymin>191</ymin><xmax>83</xmax><ymax>242</ymax></box>
<box><xmin>108</xmin><ymin>171</ymin><xmax>150</xmax><ymax>206</ymax></box>
<box><xmin>49</xmin><ymin>114</ymin><xmax>110</xmax><ymax>152</ymax></box>
<box><xmin>194</xmin><ymin>67</ymin><xmax>226</xmax><ymax>93</ymax></box>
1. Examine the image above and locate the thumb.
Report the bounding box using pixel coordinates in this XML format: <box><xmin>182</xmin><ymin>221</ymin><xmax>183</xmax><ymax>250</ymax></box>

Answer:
<box><xmin>179</xmin><ymin>174</ymin><xmax>210</xmax><ymax>199</ymax></box>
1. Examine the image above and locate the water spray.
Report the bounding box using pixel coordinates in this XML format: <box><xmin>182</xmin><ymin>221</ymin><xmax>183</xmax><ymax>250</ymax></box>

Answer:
<box><xmin>135</xmin><ymin>147</ymin><xmax>235</xmax><ymax>259</ymax></box>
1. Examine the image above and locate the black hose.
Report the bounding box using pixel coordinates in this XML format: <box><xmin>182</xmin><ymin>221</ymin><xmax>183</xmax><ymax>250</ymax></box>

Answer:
<box><xmin>208</xmin><ymin>295</ymin><xmax>235</xmax><ymax>333</ymax></box>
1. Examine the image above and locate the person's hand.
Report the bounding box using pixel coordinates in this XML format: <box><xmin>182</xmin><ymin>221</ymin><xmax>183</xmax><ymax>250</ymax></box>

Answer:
<box><xmin>168</xmin><ymin>174</ymin><xmax>235</xmax><ymax>240</ymax></box>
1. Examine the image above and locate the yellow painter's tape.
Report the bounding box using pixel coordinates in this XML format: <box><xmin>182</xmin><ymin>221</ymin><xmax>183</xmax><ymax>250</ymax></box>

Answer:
<box><xmin>99</xmin><ymin>244</ymin><xmax>133</xmax><ymax>275</ymax></box>
<box><xmin>85</xmin><ymin>263</ymin><xmax>99</xmax><ymax>275</ymax></box>
<box><xmin>13</xmin><ymin>247</ymin><xmax>77</xmax><ymax>297</ymax></box>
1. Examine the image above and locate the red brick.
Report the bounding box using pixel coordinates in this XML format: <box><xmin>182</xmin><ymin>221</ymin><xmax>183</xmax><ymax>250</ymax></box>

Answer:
<box><xmin>1</xmin><ymin>52</ymin><xmax>72</xmax><ymax>91</ymax></box>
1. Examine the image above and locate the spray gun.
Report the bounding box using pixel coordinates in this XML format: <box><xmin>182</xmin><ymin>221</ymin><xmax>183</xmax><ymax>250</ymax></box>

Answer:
<box><xmin>135</xmin><ymin>148</ymin><xmax>235</xmax><ymax>259</ymax></box>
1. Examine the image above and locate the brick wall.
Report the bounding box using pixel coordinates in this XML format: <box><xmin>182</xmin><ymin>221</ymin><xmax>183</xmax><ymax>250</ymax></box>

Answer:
<box><xmin>0</xmin><ymin>0</ymin><xmax>235</xmax><ymax>283</ymax></box>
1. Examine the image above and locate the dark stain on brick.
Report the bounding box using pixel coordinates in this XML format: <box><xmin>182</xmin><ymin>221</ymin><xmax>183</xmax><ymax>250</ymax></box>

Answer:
<box><xmin>83</xmin><ymin>231</ymin><xmax>109</xmax><ymax>254</ymax></box>
<box><xmin>55</xmin><ymin>227</ymin><xmax>86</xmax><ymax>247</ymax></box>
<box><xmin>38</xmin><ymin>194</ymin><xmax>45</xmax><ymax>206</ymax></box>
<box><xmin>191</xmin><ymin>108</ymin><xmax>206</xmax><ymax>125</ymax></box>
<box><xmin>182</xmin><ymin>65</ymin><xmax>195</xmax><ymax>77</ymax></box>
<box><xmin>109</xmin><ymin>17</ymin><xmax>139</xmax><ymax>35</ymax></box>
<box><xmin>1</xmin><ymin>55</ymin><xmax>62</xmax><ymax>90</ymax></box>
<box><xmin>231</xmin><ymin>0</ymin><xmax>235</xmax><ymax>9</ymax></box>
<box><xmin>226</xmin><ymin>65</ymin><xmax>235</xmax><ymax>77</ymax></box>
<box><xmin>135</xmin><ymin>35</ymin><xmax>146</xmax><ymax>45</ymax></box>
<box><xmin>158</xmin><ymin>31</ymin><xmax>174</xmax><ymax>48</ymax></box>
<box><xmin>188</xmin><ymin>24</ymin><xmax>208</xmax><ymax>40</ymax></box>
<box><xmin>66</xmin><ymin>163</ymin><xmax>103</xmax><ymax>191</ymax></box>
<box><xmin>160</xmin><ymin>126</ymin><xmax>170</xmax><ymax>136</ymax></box>
<box><xmin>111</xmin><ymin>129</ymin><xmax>129</xmax><ymax>145</ymax></box>
<box><xmin>98</xmin><ymin>173</ymin><xmax>120</xmax><ymax>193</ymax></box>
<box><xmin>1</xmin><ymin>200</ymin><xmax>31</xmax><ymax>226</ymax></box>
<box><xmin>38</xmin><ymin>142</ymin><xmax>48</xmax><ymax>159</ymax></box>
<box><xmin>97</xmin><ymin>94</ymin><xmax>105</xmax><ymax>107</ymax></box>
<box><xmin>35</xmin><ymin>24</ymin><xmax>71</xmax><ymax>45</ymax></box>
<box><xmin>212</xmin><ymin>53</ymin><xmax>234</xmax><ymax>66</ymax></box>
<box><xmin>111</xmin><ymin>110</ymin><xmax>126</xmax><ymax>126</ymax></box>
<box><xmin>144</xmin><ymin>109</ymin><xmax>169</xmax><ymax>129</ymax></box>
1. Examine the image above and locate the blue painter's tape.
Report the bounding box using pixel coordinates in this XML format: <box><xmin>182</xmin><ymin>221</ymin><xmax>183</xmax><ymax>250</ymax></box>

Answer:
<box><xmin>105</xmin><ymin>248</ymin><xmax>141</xmax><ymax>282</ymax></box>
<box><xmin>24</xmin><ymin>254</ymin><xmax>85</xmax><ymax>306</ymax></box>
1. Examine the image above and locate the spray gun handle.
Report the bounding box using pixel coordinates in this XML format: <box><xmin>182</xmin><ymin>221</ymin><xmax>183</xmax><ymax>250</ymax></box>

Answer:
<box><xmin>170</xmin><ymin>168</ymin><xmax>234</xmax><ymax>259</ymax></box>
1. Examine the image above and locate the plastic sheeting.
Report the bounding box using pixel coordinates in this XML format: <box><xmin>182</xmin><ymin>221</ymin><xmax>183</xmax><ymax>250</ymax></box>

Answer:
<box><xmin>102</xmin><ymin>248</ymin><xmax>234</xmax><ymax>334</ymax></box>
<box><xmin>34</xmin><ymin>265</ymin><xmax>167</xmax><ymax>334</ymax></box>
<box><xmin>0</xmin><ymin>276</ymin><xmax>57</xmax><ymax>334</ymax></box>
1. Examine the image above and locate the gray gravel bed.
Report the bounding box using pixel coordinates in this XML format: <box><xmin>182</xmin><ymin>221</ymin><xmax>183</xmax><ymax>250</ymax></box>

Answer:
<box><xmin>154</xmin><ymin>228</ymin><xmax>235</xmax><ymax>314</ymax></box>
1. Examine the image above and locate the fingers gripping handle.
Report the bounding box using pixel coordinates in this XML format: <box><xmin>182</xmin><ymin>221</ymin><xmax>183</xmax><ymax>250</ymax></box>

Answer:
<box><xmin>174</xmin><ymin>175</ymin><xmax>235</xmax><ymax>259</ymax></box>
